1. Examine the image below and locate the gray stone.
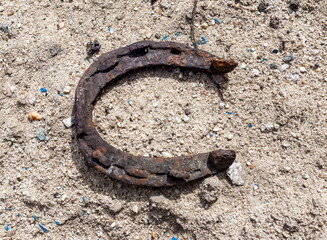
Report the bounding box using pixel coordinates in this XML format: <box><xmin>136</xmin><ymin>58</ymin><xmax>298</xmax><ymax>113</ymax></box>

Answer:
<box><xmin>36</xmin><ymin>128</ymin><xmax>47</xmax><ymax>141</ymax></box>
<box><xmin>63</xmin><ymin>116</ymin><xmax>75</xmax><ymax>128</ymax></box>
<box><xmin>149</xmin><ymin>195</ymin><xmax>171</xmax><ymax>211</ymax></box>
<box><xmin>283</xmin><ymin>54</ymin><xmax>294</xmax><ymax>62</ymax></box>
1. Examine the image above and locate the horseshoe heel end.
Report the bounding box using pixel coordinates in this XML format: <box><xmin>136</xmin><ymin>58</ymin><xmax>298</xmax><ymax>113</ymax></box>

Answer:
<box><xmin>208</xmin><ymin>149</ymin><xmax>236</xmax><ymax>172</ymax></box>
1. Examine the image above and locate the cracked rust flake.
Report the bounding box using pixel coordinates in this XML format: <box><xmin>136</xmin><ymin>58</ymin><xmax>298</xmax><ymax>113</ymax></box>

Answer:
<box><xmin>74</xmin><ymin>40</ymin><xmax>238</xmax><ymax>187</ymax></box>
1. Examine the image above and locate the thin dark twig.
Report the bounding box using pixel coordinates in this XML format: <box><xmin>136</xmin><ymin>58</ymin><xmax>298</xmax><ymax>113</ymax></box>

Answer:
<box><xmin>191</xmin><ymin>0</ymin><xmax>198</xmax><ymax>49</ymax></box>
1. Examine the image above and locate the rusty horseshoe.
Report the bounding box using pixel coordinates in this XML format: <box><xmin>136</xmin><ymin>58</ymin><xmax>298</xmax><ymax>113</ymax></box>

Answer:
<box><xmin>74</xmin><ymin>41</ymin><xmax>238</xmax><ymax>187</ymax></box>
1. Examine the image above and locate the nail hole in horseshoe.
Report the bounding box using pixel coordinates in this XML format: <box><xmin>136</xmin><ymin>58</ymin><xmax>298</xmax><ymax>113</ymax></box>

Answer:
<box><xmin>129</xmin><ymin>47</ymin><xmax>149</xmax><ymax>57</ymax></box>
<box><xmin>170</xmin><ymin>48</ymin><xmax>182</xmax><ymax>55</ymax></box>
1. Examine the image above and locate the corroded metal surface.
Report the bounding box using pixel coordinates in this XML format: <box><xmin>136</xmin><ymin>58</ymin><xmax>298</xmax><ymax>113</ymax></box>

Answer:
<box><xmin>74</xmin><ymin>41</ymin><xmax>238</xmax><ymax>187</ymax></box>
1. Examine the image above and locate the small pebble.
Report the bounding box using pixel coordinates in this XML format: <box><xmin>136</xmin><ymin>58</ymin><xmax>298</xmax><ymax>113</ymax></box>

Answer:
<box><xmin>63</xmin><ymin>116</ymin><xmax>74</xmax><ymax>128</ymax></box>
<box><xmin>257</xmin><ymin>2</ymin><xmax>269</xmax><ymax>13</ymax></box>
<box><xmin>28</xmin><ymin>111</ymin><xmax>42</xmax><ymax>121</ymax></box>
<box><xmin>201</xmin><ymin>22</ymin><xmax>209</xmax><ymax>29</ymax></box>
<box><xmin>29</xmin><ymin>97</ymin><xmax>36</xmax><ymax>105</ymax></box>
<box><xmin>219</xmin><ymin>102</ymin><xmax>225</xmax><ymax>109</ymax></box>
<box><xmin>283</xmin><ymin>166</ymin><xmax>291</xmax><ymax>172</ymax></box>
<box><xmin>251</xmin><ymin>69</ymin><xmax>260</xmax><ymax>77</ymax></box>
<box><xmin>132</xmin><ymin>205</ymin><xmax>139</xmax><ymax>214</ymax></box>
<box><xmin>310</xmin><ymin>49</ymin><xmax>320</xmax><ymax>55</ymax></box>
<box><xmin>269</xmin><ymin>16</ymin><xmax>280</xmax><ymax>29</ymax></box>
<box><xmin>15</xmin><ymin>57</ymin><xmax>24</xmax><ymax>65</ymax></box>
<box><xmin>302</xmin><ymin>174</ymin><xmax>309</xmax><ymax>180</ymax></box>
<box><xmin>9</xmin><ymin>85</ymin><xmax>16</xmax><ymax>92</ymax></box>
<box><xmin>0</xmin><ymin>6</ymin><xmax>4</xmax><ymax>12</ymax></box>
<box><xmin>272</xmin><ymin>49</ymin><xmax>279</xmax><ymax>54</ymax></box>
<box><xmin>63</xmin><ymin>86</ymin><xmax>71</xmax><ymax>94</ymax></box>
<box><xmin>182</xmin><ymin>115</ymin><xmax>190</xmax><ymax>123</ymax></box>
<box><xmin>227</xmin><ymin>162</ymin><xmax>245</xmax><ymax>186</ymax></box>
<box><xmin>212</xmin><ymin>128</ymin><xmax>220</xmax><ymax>132</ymax></box>
<box><xmin>280</xmin><ymin>64</ymin><xmax>289</xmax><ymax>72</ymax></box>
<box><xmin>260</xmin><ymin>123</ymin><xmax>278</xmax><ymax>133</ymax></box>
<box><xmin>281</xmin><ymin>141</ymin><xmax>290</xmax><ymax>148</ymax></box>
<box><xmin>290</xmin><ymin>74</ymin><xmax>299</xmax><ymax>82</ymax></box>
<box><xmin>289</xmin><ymin>0</ymin><xmax>300</xmax><ymax>11</ymax></box>
<box><xmin>240</xmin><ymin>63</ymin><xmax>247</xmax><ymax>69</ymax></box>
<box><xmin>283</xmin><ymin>54</ymin><xmax>294</xmax><ymax>62</ymax></box>
<box><xmin>270</xmin><ymin>63</ymin><xmax>278</xmax><ymax>69</ymax></box>
<box><xmin>227</xmin><ymin>134</ymin><xmax>234</xmax><ymax>140</ymax></box>
<box><xmin>162</xmin><ymin>152</ymin><xmax>173</xmax><ymax>158</ymax></box>
<box><xmin>299</xmin><ymin>67</ymin><xmax>306</xmax><ymax>73</ymax></box>
<box><xmin>57</xmin><ymin>22</ymin><xmax>65</xmax><ymax>29</ymax></box>
<box><xmin>184</xmin><ymin>108</ymin><xmax>191</xmax><ymax>115</ymax></box>
<box><xmin>36</xmin><ymin>128</ymin><xmax>47</xmax><ymax>141</ymax></box>
<box><xmin>152</xmin><ymin>102</ymin><xmax>158</xmax><ymax>108</ymax></box>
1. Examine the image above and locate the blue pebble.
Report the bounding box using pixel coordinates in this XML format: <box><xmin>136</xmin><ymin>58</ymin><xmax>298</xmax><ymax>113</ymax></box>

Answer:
<box><xmin>4</xmin><ymin>224</ymin><xmax>11</xmax><ymax>231</ymax></box>
<box><xmin>272</xmin><ymin>49</ymin><xmax>278</xmax><ymax>53</ymax></box>
<box><xmin>40</xmin><ymin>88</ymin><xmax>47</xmax><ymax>93</ymax></box>
<box><xmin>38</xmin><ymin>224</ymin><xmax>48</xmax><ymax>233</ymax></box>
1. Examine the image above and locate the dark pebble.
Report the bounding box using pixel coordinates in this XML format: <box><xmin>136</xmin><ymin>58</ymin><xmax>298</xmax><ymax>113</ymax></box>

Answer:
<box><xmin>269</xmin><ymin>63</ymin><xmax>278</xmax><ymax>69</ymax></box>
<box><xmin>257</xmin><ymin>2</ymin><xmax>269</xmax><ymax>13</ymax></box>
<box><xmin>289</xmin><ymin>0</ymin><xmax>300</xmax><ymax>11</ymax></box>
<box><xmin>283</xmin><ymin>222</ymin><xmax>299</xmax><ymax>233</ymax></box>
<box><xmin>272</xmin><ymin>49</ymin><xmax>279</xmax><ymax>54</ymax></box>
<box><xmin>49</xmin><ymin>45</ymin><xmax>62</xmax><ymax>57</ymax></box>
<box><xmin>312</xmin><ymin>63</ymin><xmax>319</xmax><ymax>70</ymax></box>
<box><xmin>86</xmin><ymin>40</ymin><xmax>101</xmax><ymax>57</ymax></box>
<box><xmin>184</xmin><ymin>108</ymin><xmax>191</xmax><ymax>115</ymax></box>
<box><xmin>269</xmin><ymin>17</ymin><xmax>280</xmax><ymax>29</ymax></box>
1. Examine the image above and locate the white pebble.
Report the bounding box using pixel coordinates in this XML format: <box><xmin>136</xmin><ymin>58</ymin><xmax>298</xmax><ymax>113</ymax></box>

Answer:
<box><xmin>251</xmin><ymin>51</ymin><xmax>257</xmax><ymax>58</ymax></box>
<box><xmin>227</xmin><ymin>134</ymin><xmax>234</xmax><ymax>140</ymax></box>
<box><xmin>261</xmin><ymin>123</ymin><xmax>274</xmax><ymax>133</ymax></box>
<box><xmin>178</xmin><ymin>73</ymin><xmax>183</xmax><ymax>79</ymax></box>
<box><xmin>212</xmin><ymin>128</ymin><xmax>220</xmax><ymax>132</ymax></box>
<box><xmin>299</xmin><ymin>67</ymin><xmax>306</xmax><ymax>73</ymax></box>
<box><xmin>302</xmin><ymin>174</ymin><xmax>309</xmax><ymax>180</ymax></box>
<box><xmin>29</xmin><ymin>97</ymin><xmax>36</xmax><ymax>105</ymax></box>
<box><xmin>9</xmin><ymin>85</ymin><xmax>16</xmax><ymax>92</ymax></box>
<box><xmin>152</xmin><ymin>102</ymin><xmax>158</xmax><ymax>108</ymax></box>
<box><xmin>240</xmin><ymin>63</ymin><xmax>247</xmax><ymax>69</ymax></box>
<box><xmin>132</xmin><ymin>205</ymin><xmax>139</xmax><ymax>214</ymax></box>
<box><xmin>227</xmin><ymin>162</ymin><xmax>245</xmax><ymax>186</ymax></box>
<box><xmin>281</xmin><ymin>141</ymin><xmax>290</xmax><ymax>148</ymax></box>
<box><xmin>58</xmin><ymin>22</ymin><xmax>65</xmax><ymax>29</ymax></box>
<box><xmin>280</xmin><ymin>64</ymin><xmax>289</xmax><ymax>72</ymax></box>
<box><xmin>63</xmin><ymin>86</ymin><xmax>71</xmax><ymax>94</ymax></box>
<box><xmin>219</xmin><ymin>102</ymin><xmax>225</xmax><ymax>109</ymax></box>
<box><xmin>15</xmin><ymin>57</ymin><xmax>24</xmax><ymax>65</ymax></box>
<box><xmin>162</xmin><ymin>152</ymin><xmax>173</xmax><ymax>158</ymax></box>
<box><xmin>182</xmin><ymin>115</ymin><xmax>190</xmax><ymax>123</ymax></box>
<box><xmin>310</xmin><ymin>49</ymin><xmax>320</xmax><ymax>55</ymax></box>
<box><xmin>251</xmin><ymin>69</ymin><xmax>260</xmax><ymax>77</ymax></box>
<box><xmin>290</xmin><ymin>74</ymin><xmax>299</xmax><ymax>82</ymax></box>
<box><xmin>63</xmin><ymin>116</ymin><xmax>75</xmax><ymax>128</ymax></box>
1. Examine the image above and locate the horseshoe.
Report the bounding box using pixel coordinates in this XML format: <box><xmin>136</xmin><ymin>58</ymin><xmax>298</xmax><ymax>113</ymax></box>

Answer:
<box><xmin>74</xmin><ymin>41</ymin><xmax>237</xmax><ymax>187</ymax></box>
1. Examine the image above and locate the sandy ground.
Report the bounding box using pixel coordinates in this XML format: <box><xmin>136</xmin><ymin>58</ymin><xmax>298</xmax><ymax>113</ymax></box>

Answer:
<box><xmin>0</xmin><ymin>0</ymin><xmax>326</xmax><ymax>239</ymax></box>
